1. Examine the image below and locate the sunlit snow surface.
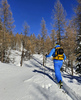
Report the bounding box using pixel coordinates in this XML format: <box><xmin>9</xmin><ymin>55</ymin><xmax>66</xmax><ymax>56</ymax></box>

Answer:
<box><xmin>0</xmin><ymin>51</ymin><xmax>81</xmax><ymax>100</ymax></box>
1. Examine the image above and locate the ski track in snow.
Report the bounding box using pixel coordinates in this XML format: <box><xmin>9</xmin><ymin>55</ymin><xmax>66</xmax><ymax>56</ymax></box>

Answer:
<box><xmin>0</xmin><ymin>53</ymin><xmax>81</xmax><ymax>100</ymax></box>
<box><xmin>33</xmin><ymin>55</ymin><xmax>81</xmax><ymax>100</ymax></box>
<box><xmin>63</xmin><ymin>82</ymin><xmax>81</xmax><ymax>100</ymax></box>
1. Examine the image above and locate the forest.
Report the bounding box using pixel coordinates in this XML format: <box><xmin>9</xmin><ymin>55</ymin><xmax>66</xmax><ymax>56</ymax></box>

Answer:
<box><xmin>0</xmin><ymin>0</ymin><xmax>81</xmax><ymax>76</ymax></box>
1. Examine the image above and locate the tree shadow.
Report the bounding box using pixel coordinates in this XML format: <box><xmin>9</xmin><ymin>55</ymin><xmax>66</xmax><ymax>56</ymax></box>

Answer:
<box><xmin>63</xmin><ymin>74</ymin><xmax>81</xmax><ymax>84</ymax></box>
<box><xmin>24</xmin><ymin>63</ymin><xmax>32</xmax><ymax>68</ymax></box>
<box><xmin>25</xmin><ymin>56</ymin><xmax>81</xmax><ymax>85</ymax></box>
<box><xmin>24</xmin><ymin>56</ymin><xmax>57</xmax><ymax>83</ymax></box>
<box><xmin>32</xmin><ymin>57</ymin><xmax>81</xmax><ymax>84</ymax></box>
<box><xmin>24</xmin><ymin>56</ymin><xmax>54</xmax><ymax>73</ymax></box>
<box><xmin>32</xmin><ymin>57</ymin><xmax>54</xmax><ymax>72</ymax></box>
<box><xmin>33</xmin><ymin>69</ymin><xmax>57</xmax><ymax>84</ymax></box>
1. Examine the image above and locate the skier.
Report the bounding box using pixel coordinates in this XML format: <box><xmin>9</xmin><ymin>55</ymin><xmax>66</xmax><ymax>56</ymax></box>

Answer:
<box><xmin>46</xmin><ymin>43</ymin><xmax>66</xmax><ymax>88</ymax></box>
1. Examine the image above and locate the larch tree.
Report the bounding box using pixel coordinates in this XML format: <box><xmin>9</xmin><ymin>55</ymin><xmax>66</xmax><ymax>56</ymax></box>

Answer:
<box><xmin>0</xmin><ymin>18</ymin><xmax>3</xmax><ymax>61</ymax></box>
<box><xmin>0</xmin><ymin>0</ymin><xmax>15</xmax><ymax>62</ymax></box>
<box><xmin>50</xmin><ymin>29</ymin><xmax>56</xmax><ymax>48</ymax></box>
<box><xmin>20</xmin><ymin>21</ymin><xmax>30</xmax><ymax>66</ymax></box>
<box><xmin>26</xmin><ymin>33</ymin><xmax>36</xmax><ymax>59</ymax></box>
<box><xmin>41</xmin><ymin>18</ymin><xmax>47</xmax><ymax>66</ymax></box>
<box><xmin>36</xmin><ymin>34</ymin><xmax>41</xmax><ymax>54</ymax></box>
<box><xmin>30</xmin><ymin>33</ymin><xmax>36</xmax><ymax>54</ymax></box>
<box><xmin>15</xmin><ymin>33</ymin><xmax>22</xmax><ymax>51</ymax></box>
<box><xmin>63</xmin><ymin>21</ymin><xmax>76</xmax><ymax>75</ymax></box>
<box><xmin>45</xmin><ymin>36</ymin><xmax>52</xmax><ymax>53</ymax></box>
<box><xmin>52</xmin><ymin>0</ymin><xmax>66</xmax><ymax>45</ymax></box>
<box><xmin>1</xmin><ymin>0</ymin><xmax>15</xmax><ymax>33</ymax></box>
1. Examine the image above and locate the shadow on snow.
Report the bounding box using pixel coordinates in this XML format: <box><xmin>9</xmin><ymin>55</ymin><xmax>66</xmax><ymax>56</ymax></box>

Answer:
<box><xmin>25</xmin><ymin>56</ymin><xmax>81</xmax><ymax>85</ymax></box>
<box><xmin>33</xmin><ymin>69</ymin><xmax>57</xmax><ymax>84</ymax></box>
<box><xmin>63</xmin><ymin>74</ymin><xmax>81</xmax><ymax>84</ymax></box>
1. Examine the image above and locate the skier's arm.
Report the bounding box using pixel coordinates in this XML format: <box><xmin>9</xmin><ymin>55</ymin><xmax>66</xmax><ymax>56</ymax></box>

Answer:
<box><xmin>46</xmin><ymin>48</ymin><xmax>55</xmax><ymax>58</ymax></box>
<box><xmin>63</xmin><ymin>53</ymin><xmax>66</xmax><ymax>60</ymax></box>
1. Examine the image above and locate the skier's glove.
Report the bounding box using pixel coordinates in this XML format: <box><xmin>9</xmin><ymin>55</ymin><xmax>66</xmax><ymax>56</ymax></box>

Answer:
<box><xmin>45</xmin><ymin>54</ymin><xmax>47</xmax><ymax>58</ymax></box>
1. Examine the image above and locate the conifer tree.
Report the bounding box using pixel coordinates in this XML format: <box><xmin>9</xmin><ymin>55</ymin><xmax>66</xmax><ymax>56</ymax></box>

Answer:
<box><xmin>15</xmin><ymin>33</ymin><xmax>21</xmax><ymax>50</ymax></box>
<box><xmin>45</xmin><ymin>36</ymin><xmax>51</xmax><ymax>53</ymax></box>
<box><xmin>1</xmin><ymin>0</ymin><xmax>15</xmax><ymax>33</ymax></box>
<box><xmin>20</xmin><ymin>21</ymin><xmax>30</xmax><ymax>66</ymax></box>
<box><xmin>50</xmin><ymin>29</ymin><xmax>56</xmax><ymax>48</ymax></box>
<box><xmin>74</xmin><ymin>0</ymin><xmax>81</xmax><ymax>73</ymax></box>
<box><xmin>30</xmin><ymin>33</ymin><xmax>36</xmax><ymax>54</ymax></box>
<box><xmin>0</xmin><ymin>19</ymin><xmax>3</xmax><ymax>61</ymax></box>
<box><xmin>75</xmin><ymin>0</ymin><xmax>81</xmax><ymax>55</ymax></box>
<box><xmin>52</xmin><ymin>0</ymin><xmax>66</xmax><ymax>45</ymax></box>
<box><xmin>0</xmin><ymin>0</ymin><xmax>15</xmax><ymax>62</ymax></box>
<box><xmin>63</xmin><ymin>21</ymin><xmax>76</xmax><ymax>75</ymax></box>
<box><xmin>41</xmin><ymin>18</ymin><xmax>47</xmax><ymax>66</ymax></box>
<box><xmin>36</xmin><ymin>34</ymin><xmax>41</xmax><ymax>54</ymax></box>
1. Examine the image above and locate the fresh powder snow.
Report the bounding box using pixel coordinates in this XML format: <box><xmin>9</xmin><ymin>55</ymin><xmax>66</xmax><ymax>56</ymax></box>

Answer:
<box><xmin>0</xmin><ymin>51</ymin><xmax>81</xmax><ymax>100</ymax></box>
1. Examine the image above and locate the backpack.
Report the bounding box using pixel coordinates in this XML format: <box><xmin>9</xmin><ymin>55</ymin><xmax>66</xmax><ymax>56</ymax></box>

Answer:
<box><xmin>53</xmin><ymin>47</ymin><xmax>64</xmax><ymax>60</ymax></box>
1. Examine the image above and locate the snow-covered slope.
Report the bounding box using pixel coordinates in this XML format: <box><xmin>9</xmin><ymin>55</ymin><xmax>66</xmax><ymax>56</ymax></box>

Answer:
<box><xmin>0</xmin><ymin>53</ymin><xmax>81</xmax><ymax>100</ymax></box>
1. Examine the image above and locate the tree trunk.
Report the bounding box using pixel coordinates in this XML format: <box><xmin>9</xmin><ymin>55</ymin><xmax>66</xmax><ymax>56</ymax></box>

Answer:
<box><xmin>20</xmin><ymin>50</ymin><xmax>24</xmax><ymax>66</ymax></box>
<box><xmin>71</xmin><ymin>60</ymin><xmax>73</xmax><ymax>76</ymax></box>
<box><xmin>43</xmin><ymin>55</ymin><xmax>44</xmax><ymax>66</ymax></box>
<box><xmin>1</xmin><ymin>49</ymin><xmax>3</xmax><ymax>62</ymax></box>
<box><xmin>1</xmin><ymin>30</ymin><xmax>5</xmax><ymax>62</ymax></box>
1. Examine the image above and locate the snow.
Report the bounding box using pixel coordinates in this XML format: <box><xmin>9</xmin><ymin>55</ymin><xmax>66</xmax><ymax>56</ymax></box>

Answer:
<box><xmin>63</xmin><ymin>73</ymin><xmax>81</xmax><ymax>96</ymax></box>
<box><xmin>9</xmin><ymin>50</ymin><xmax>22</xmax><ymax>66</ymax></box>
<box><xmin>0</xmin><ymin>51</ymin><xmax>81</xmax><ymax>100</ymax></box>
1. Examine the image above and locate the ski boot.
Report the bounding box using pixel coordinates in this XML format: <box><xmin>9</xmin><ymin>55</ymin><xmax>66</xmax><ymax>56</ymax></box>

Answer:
<box><xmin>59</xmin><ymin>80</ymin><xmax>63</xmax><ymax>89</ymax></box>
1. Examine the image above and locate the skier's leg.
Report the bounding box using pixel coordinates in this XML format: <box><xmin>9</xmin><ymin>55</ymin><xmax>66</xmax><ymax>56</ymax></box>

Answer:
<box><xmin>59</xmin><ymin>61</ymin><xmax>63</xmax><ymax>82</ymax></box>
<box><xmin>54</xmin><ymin>60</ymin><xmax>63</xmax><ymax>83</ymax></box>
<box><xmin>54</xmin><ymin>61</ymin><xmax>60</xmax><ymax>83</ymax></box>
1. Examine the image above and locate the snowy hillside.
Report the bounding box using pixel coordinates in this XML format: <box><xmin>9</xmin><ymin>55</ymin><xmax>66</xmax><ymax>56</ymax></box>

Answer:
<box><xmin>0</xmin><ymin>52</ymin><xmax>81</xmax><ymax>100</ymax></box>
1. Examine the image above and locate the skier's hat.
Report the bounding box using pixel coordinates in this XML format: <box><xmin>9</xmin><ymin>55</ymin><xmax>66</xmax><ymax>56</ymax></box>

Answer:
<box><xmin>55</xmin><ymin>43</ymin><xmax>60</xmax><ymax>47</ymax></box>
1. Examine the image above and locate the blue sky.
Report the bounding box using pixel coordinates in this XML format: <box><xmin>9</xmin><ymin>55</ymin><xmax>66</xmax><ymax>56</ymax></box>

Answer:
<box><xmin>7</xmin><ymin>0</ymin><xmax>77</xmax><ymax>36</ymax></box>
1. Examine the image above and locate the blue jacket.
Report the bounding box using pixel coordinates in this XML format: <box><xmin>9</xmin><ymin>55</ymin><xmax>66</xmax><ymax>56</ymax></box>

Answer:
<box><xmin>46</xmin><ymin>45</ymin><xmax>66</xmax><ymax>60</ymax></box>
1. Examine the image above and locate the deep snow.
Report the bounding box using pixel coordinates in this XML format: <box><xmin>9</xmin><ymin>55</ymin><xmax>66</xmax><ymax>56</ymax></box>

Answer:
<box><xmin>0</xmin><ymin>51</ymin><xmax>81</xmax><ymax>100</ymax></box>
